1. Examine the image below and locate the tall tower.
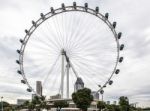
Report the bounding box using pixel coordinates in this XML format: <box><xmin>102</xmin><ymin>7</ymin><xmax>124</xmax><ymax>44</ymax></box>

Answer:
<box><xmin>74</xmin><ymin>77</ymin><xmax>84</xmax><ymax>92</ymax></box>
<box><xmin>36</xmin><ymin>81</ymin><xmax>42</xmax><ymax>96</ymax></box>
<box><xmin>91</xmin><ymin>91</ymin><xmax>99</xmax><ymax>100</ymax></box>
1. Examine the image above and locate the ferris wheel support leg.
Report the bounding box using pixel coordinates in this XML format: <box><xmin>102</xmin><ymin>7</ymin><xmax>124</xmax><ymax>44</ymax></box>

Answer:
<box><xmin>61</xmin><ymin>51</ymin><xmax>65</xmax><ymax>98</ymax></box>
<box><xmin>66</xmin><ymin>63</ymin><xmax>70</xmax><ymax>99</ymax></box>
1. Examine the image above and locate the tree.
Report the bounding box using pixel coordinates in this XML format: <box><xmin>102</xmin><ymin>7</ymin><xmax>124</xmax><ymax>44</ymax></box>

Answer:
<box><xmin>119</xmin><ymin>96</ymin><xmax>130</xmax><ymax>111</ymax></box>
<box><xmin>72</xmin><ymin>88</ymin><xmax>93</xmax><ymax>111</ymax></box>
<box><xmin>39</xmin><ymin>96</ymin><xmax>47</xmax><ymax>110</ymax></box>
<box><xmin>97</xmin><ymin>101</ymin><xmax>106</xmax><ymax>111</ymax></box>
<box><xmin>111</xmin><ymin>105</ymin><xmax>120</xmax><ymax>111</ymax></box>
<box><xmin>23</xmin><ymin>100</ymin><xmax>30</xmax><ymax>109</ymax></box>
<box><xmin>53</xmin><ymin>100</ymin><xmax>69</xmax><ymax>109</ymax></box>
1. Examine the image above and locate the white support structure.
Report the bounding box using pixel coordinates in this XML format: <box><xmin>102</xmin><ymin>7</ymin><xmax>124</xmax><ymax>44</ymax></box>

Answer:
<box><xmin>61</xmin><ymin>49</ymin><xmax>65</xmax><ymax>98</ymax></box>
<box><xmin>66</xmin><ymin>63</ymin><xmax>70</xmax><ymax>98</ymax></box>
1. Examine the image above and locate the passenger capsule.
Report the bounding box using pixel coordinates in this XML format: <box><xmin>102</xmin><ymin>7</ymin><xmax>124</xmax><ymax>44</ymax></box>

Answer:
<box><xmin>21</xmin><ymin>80</ymin><xmax>26</xmax><ymax>84</ymax></box>
<box><xmin>19</xmin><ymin>39</ymin><xmax>24</xmax><ymax>44</ymax></box>
<box><xmin>103</xmin><ymin>85</ymin><xmax>106</xmax><ymax>88</ymax></box>
<box><xmin>16</xmin><ymin>60</ymin><xmax>20</xmax><ymax>64</ymax></box>
<box><xmin>100</xmin><ymin>90</ymin><xmax>104</xmax><ymax>94</ymax></box>
<box><xmin>17</xmin><ymin>70</ymin><xmax>22</xmax><ymax>74</ymax></box>
<box><xmin>27</xmin><ymin>88</ymin><xmax>32</xmax><ymax>92</ymax></box>
<box><xmin>50</xmin><ymin>7</ymin><xmax>55</xmax><ymax>14</ymax></box>
<box><xmin>105</xmin><ymin>13</ymin><xmax>109</xmax><ymax>19</ymax></box>
<box><xmin>109</xmin><ymin>80</ymin><xmax>113</xmax><ymax>85</ymax></box>
<box><xmin>119</xmin><ymin>57</ymin><xmax>124</xmax><ymax>63</ymax></box>
<box><xmin>16</xmin><ymin>50</ymin><xmax>21</xmax><ymax>54</ymax></box>
<box><xmin>40</xmin><ymin>13</ymin><xmax>45</xmax><ymax>20</ymax></box>
<box><xmin>61</xmin><ymin>3</ymin><xmax>65</xmax><ymax>10</ymax></box>
<box><xmin>113</xmin><ymin>22</ymin><xmax>117</xmax><ymax>28</ymax></box>
<box><xmin>118</xmin><ymin>32</ymin><xmax>122</xmax><ymax>39</ymax></box>
<box><xmin>84</xmin><ymin>3</ymin><xmax>88</xmax><ymax>10</ymax></box>
<box><xmin>115</xmin><ymin>69</ymin><xmax>120</xmax><ymax>74</ymax></box>
<box><xmin>95</xmin><ymin>7</ymin><xmax>99</xmax><ymax>14</ymax></box>
<box><xmin>32</xmin><ymin>20</ymin><xmax>36</xmax><ymax>27</ymax></box>
<box><xmin>25</xmin><ymin>29</ymin><xmax>29</xmax><ymax>35</ymax></box>
<box><xmin>120</xmin><ymin>44</ymin><xmax>124</xmax><ymax>51</ymax></box>
<box><xmin>73</xmin><ymin>2</ymin><xmax>76</xmax><ymax>9</ymax></box>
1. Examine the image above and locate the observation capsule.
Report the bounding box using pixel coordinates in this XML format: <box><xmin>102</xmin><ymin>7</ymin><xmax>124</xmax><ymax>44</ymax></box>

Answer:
<box><xmin>120</xmin><ymin>44</ymin><xmax>124</xmax><ymax>51</ymax></box>
<box><xmin>21</xmin><ymin>80</ymin><xmax>26</xmax><ymax>84</ymax></box>
<box><xmin>16</xmin><ymin>60</ymin><xmax>20</xmax><ymax>64</ymax></box>
<box><xmin>32</xmin><ymin>20</ymin><xmax>36</xmax><ymax>27</ymax></box>
<box><xmin>84</xmin><ymin>3</ymin><xmax>88</xmax><ymax>11</ymax></box>
<box><xmin>119</xmin><ymin>57</ymin><xmax>124</xmax><ymax>63</ymax></box>
<box><xmin>113</xmin><ymin>22</ymin><xmax>117</xmax><ymax>28</ymax></box>
<box><xmin>19</xmin><ymin>39</ymin><xmax>24</xmax><ymax>44</ymax></box>
<box><xmin>27</xmin><ymin>88</ymin><xmax>32</xmax><ymax>92</ymax></box>
<box><xmin>25</xmin><ymin>29</ymin><xmax>29</xmax><ymax>35</ymax></box>
<box><xmin>109</xmin><ymin>80</ymin><xmax>113</xmax><ymax>85</ymax></box>
<box><xmin>17</xmin><ymin>70</ymin><xmax>22</xmax><ymax>74</ymax></box>
<box><xmin>95</xmin><ymin>7</ymin><xmax>99</xmax><ymax>14</ymax></box>
<box><xmin>40</xmin><ymin>13</ymin><xmax>45</xmax><ymax>20</ymax></box>
<box><xmin>50</xmin><ymin>7</ymin><xmax>55</xmax><ymax>14</ymax></box>
<box><xmin>100</xmin><ymin>90</ymin><xmax>104</xmax><ymax>94</ymax></box>
<box><xmin>105</xmin><ymin>13</ymin><xmax>109</xmax><ymax>19</ymax></box>
<box><xmin>61</xmin><ymin>3</ymin><xmax>65</xmax><ymax>10</ymax></box>
<box><xmin>73</xmin><ymin>2</ymin><xmax>76</xmax><ymax>9</ymax></box>
<box><xmin>118</xmin><ymin>32</ymin><xmax>122</xmax><ymax>39</ymax></box>
<box><xmin>115</xmin><ymin>69</ymin><xmax>120</xmax><ymax>74</ymax></box>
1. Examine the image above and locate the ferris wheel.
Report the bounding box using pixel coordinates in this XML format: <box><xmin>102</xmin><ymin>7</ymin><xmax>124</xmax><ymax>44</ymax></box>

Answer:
<box><xmin>16</xmin><ymin>2</ymin><xmax>124</xmax><ymax>98</ymax></box>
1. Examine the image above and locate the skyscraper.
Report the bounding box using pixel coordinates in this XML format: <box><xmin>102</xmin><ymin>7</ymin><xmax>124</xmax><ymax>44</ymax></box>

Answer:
<box><xmin>74</xmin><ymin>77</ymin><xmax>84</xmax><ymax>92</ymax></box>
<box><xmin>91</xmin><ymin>91</ymin><xmax>99</xmax><ymax>100</ymax></box>
<box><xmin>36</xmin><ymin>81</ymin><xmax>42</xmax><ymax>96</ymax></box>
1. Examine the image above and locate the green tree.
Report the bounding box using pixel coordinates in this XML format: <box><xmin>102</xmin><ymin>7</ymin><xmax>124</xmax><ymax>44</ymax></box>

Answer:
<box><xmin>39</xmin><ymin>96</ymin><xmax>47</xmax><ymax>110</ymax></box>
<box><xmin>97</xmin><ymin>101</ymin><xmax>106</xmax><ymax>111</ymax></box>
<box><xmin>119</xmin><ymin>96</ymin><xmax>130</xmax><ymax>111</ymax></box>
<box><xmin>72</xmin><ymin>88</ymin><xmax>93</xmax><ymax>111</ymax></box>
<box><xmin>23</xmin><ymin>100</ymin><xmax>30</xmax><ymax>109</ymax></box>
<box><xmin>111</xmin><ymin>105</ymin><xmax>120</xmax><ymax>111</ymax></box>
<box><xmin>53</xmin><ymin>100</ymin><xmax>69</xmax><ymax>109</ymax></box>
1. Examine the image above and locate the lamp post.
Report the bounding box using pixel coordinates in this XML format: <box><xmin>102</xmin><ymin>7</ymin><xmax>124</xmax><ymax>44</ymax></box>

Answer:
<box><xmin>1</xmin><ymin>97</ymin><xmax>3</xmax><ymax>111</ymax></box>
<box><xmin>98</xmin><ymin>85</ymin><xmax>104</xmax><ymax>102</ymax></box>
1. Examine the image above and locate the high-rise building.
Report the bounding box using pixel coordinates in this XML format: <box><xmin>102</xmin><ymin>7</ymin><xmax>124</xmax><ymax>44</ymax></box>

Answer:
<box><xmin>36</xmin><ymin>81</ymin><xmax>42</xmax><ymax>96</ymax></box>
<box><xmin>91</xmin><ymin>91</ymin><xmax>99</xmax><ymax>100</ymax></box>
<box><xmin>74</xmin><ymin>77</ymin><xmax>84</xmax><ymax>92</ymax></box>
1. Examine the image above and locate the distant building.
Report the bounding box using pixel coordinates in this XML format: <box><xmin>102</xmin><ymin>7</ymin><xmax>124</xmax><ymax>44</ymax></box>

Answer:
<box><xmin>74</xmin><ymin>77</ymin><xmax>84</xmax><ymax>92</ymax></box>
<box><xmin>91</xmin><ymin>91</ymin><xmax>99</xmax><ymax>100</ymax></box>
<box><xmin>17</xmin><ymin>99</ymin><xmax>30</xmax><ymax>105</ymax></box>
<box><xmin>50</xmin><ymin>94</ymin><xmax>61</xmax><ymax>99</ymax></box>
<box><xmin>36</xmin><ymin>81</ymin><xmax>42</xmax><ymax>96</ymax></box>
<box><xmin>113</xmin><ymin>101</ymin><xmax>117</xmax><ymax>105</ymax></box>
<box><xmin>32</xmin><ymin>94</ymin><xmax>36</xmax><ymax>100</ymax></box>
<box><xmin>106</xmin><ymin>101</ymin><xmax>110</xmax><ymax>105</ymax></box>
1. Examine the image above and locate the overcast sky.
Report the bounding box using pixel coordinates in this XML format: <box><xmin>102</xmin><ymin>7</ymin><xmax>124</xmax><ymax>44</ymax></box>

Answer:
<box><xmin>0</xmin><ymin>0</ymin><xmax>150</xmax><ymax>108</ymax></box>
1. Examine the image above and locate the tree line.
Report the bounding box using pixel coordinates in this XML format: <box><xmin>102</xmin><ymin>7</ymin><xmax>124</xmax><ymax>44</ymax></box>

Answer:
<box><xmin>1</xmin><ymin>88</ymin><xmax>148</xmax><ymax>111</ymax></box>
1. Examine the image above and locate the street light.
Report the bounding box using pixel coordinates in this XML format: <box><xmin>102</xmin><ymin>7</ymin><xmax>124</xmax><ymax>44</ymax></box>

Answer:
<box><xmin>98</xmin><ymin>85</ymin><xmax>104</xmax><ymax>102</ymax></box>
<box><xmin>1</xmin><ymin>96</ymin><xmax>3</xmax><ymax>111</ymax></box>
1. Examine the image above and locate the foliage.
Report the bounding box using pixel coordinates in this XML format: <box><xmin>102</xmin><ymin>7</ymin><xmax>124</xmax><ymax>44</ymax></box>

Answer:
<box><xmin>72</xmin><ymin>88</ymin><xmax>93</xmax><ymax>111</ymax></box>
<box><xmin>16</xmin><ymin>95</ymin><xmax>47</xmax><ymax>110</ymax></box>
<box><xmin>0</xmin><ymin>101</ymin><xmax>10</xmax><ymax>108</ymax></box>
<box><xmin>119</xmin><ymin>96</ymin><xmax>130</xmax><ymax>111</ymax></box>
<box><xmin>97</xmin><ymin>101</ymin><xmax>106</xmax><ymax>111</ymax></box>
<box><xmin>53</xmin><ymin>100</ymin><xmax>69</xmax><ymax>109</ymax></box>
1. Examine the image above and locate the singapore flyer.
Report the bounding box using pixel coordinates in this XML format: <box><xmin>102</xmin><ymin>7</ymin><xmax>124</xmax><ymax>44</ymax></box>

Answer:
<box><xmin>16</xmin><ymin>2</ymin><xmax>124</xmax><ymax>99</ymax></box>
